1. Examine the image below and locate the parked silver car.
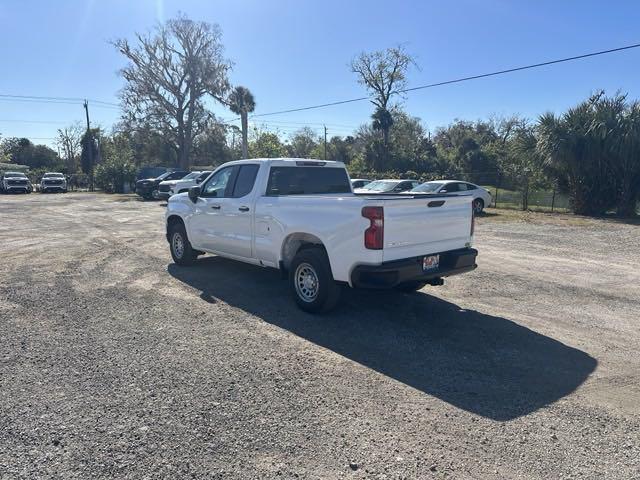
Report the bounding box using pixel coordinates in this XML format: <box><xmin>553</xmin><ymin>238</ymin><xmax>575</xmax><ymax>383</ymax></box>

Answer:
<box><xmin>411</xmin><ymin>180</ymin><xmax>492</xmax><ymax>213</ymax></box>
<box><xmin>354</xmin><ymin>179</ymin><xmax>420</xmax><ymax>194</ymax></box>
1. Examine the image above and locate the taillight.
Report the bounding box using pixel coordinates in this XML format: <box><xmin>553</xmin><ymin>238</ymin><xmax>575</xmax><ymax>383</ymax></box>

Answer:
<box><xmin>470</xmin><ymin>201</ymin><xmax>475</xmax><ymax>236</ymax></box>
<box><xmin>362</xmin><ymin>206</ymin><xmax>384</xmax><ymax>250</ymax></box>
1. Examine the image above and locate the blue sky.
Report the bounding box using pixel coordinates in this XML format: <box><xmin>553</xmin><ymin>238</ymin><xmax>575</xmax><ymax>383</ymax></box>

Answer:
<box><xmin>1</xmin><ymin>0</ymin><xmax>639</xmax><ymax>147</ymax></box>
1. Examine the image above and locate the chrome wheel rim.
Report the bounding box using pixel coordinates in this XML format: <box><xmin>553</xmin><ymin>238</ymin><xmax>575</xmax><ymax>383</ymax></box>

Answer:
<box><xmin>172</xmin><ymin>232</ymin><xmax>185</xmax><ymax>259</ymax></box>
<box><xmin>474</xmin><ymin>199</ymin><xmax>483</xmax><ymax>213</ymax></box>
<box><xmin>294</xmin><ymin>262</ymin><xmax>319</xmax><ymax>302</ymax></box>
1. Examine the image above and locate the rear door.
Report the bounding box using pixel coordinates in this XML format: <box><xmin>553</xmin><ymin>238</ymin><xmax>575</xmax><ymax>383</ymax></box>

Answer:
<box><xmin>214</xmin><ymin>164</ymin><xmax>260</xmax><ymax>258</ymax></box>
<box><xmin>381</xmin><ymin>195</ymin><xmax>473</xmax><ymax>262</ymax></box>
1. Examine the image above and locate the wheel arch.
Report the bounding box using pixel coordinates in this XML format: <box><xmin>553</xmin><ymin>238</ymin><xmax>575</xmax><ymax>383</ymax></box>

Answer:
<box><xmin>280</xmin><ymin>232</ymin><xmax>326</xmax><ymax>271</ymax></box>
<box><xmin>166</xmin><ymin>215</ymin><xmax>186</xmax><ymax>242</ymax></box>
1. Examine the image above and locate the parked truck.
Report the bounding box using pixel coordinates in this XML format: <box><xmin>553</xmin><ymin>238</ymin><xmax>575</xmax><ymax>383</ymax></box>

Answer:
<box><xmin>165</xmin><ymin>158</ymin><xmax>477</xmax><ymax>312</ymax></box>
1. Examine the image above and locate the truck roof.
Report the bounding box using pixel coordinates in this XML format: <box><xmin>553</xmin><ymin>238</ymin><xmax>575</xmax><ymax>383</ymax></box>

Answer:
<box><xmin>221</xmin><ymin>158</ymin><xmax>346</xmax><ymax>169</ymax></box>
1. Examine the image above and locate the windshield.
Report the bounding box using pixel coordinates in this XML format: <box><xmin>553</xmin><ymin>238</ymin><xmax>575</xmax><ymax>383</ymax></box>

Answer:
<box><xmin>180</xmin><ymin>172</ymin><xmax>201</xmax><ymax>180</ymax></box>
<box><xmin>43</xmin><ymin>173</ymin><xmax>63</xmax><ymax>177</ymax></box>
<box><xmin>5</xmin><ymin>172</ymin><xmax>26</xmax><ymax>178</ymax></box>
<box><xmin>362</xmin><ymin>180</ymin><xmax>399</xmax><ymax>192</ymax></box>
<box><xmin>411</xmin><ymin>182</ymin><xmax>444</xmax><ymax>193</ymax></box>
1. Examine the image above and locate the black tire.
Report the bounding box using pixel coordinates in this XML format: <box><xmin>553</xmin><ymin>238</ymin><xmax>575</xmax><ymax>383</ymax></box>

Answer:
<box><xmin>169</xmin><ymin>223</ymin><xmax>198</xmax><ymax>266</ymax></box>
<box><xmin>473</xmin><ymin>198</ymin><xmax>484</xmax><ymax>214</ymax></box>
<box><xmin>289</xmin><ymin>247</ymin><xmax>341</xmax><ymax>313</ymax></box>
<box><xmin>395</xmin><ymin>281</ymin><xmax>427</xmax><ymax>293</ymax></box>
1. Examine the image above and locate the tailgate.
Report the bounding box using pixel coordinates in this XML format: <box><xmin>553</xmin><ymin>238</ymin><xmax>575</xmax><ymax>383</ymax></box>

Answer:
<box><xmin>381</xmin><ymin>194</ymin><xmax>473</xmax><ymax>262</ymax></box>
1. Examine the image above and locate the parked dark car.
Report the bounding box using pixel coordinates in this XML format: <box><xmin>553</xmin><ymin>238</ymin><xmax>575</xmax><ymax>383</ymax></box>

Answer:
<box><xmin>136</xmin><ymin>166</ymin><xmax>172</xmax><ymax>181</ymax></box>
<box><xmin>135</xmin><ymin>170</ymin><xmax>190</xmax><ymax>200</ymax></box>
<box><xmin>1</xmin><ymin>171</ymin><xmax>32</xmax><ymax>194</ymax></box>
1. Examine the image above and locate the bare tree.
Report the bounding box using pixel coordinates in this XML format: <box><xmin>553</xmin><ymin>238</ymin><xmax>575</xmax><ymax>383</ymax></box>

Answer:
<box><xmin>113</xmin><ymin>14</ymin><xmax>231</xmax><ymax>169</ymax></box>
<box><xmin>56</xmin><ymin>123</ymin><xmax>83</xmax><ymax>173</ymax></box>
<box><xmin>228</xmin><ymin>86</ymin><xmax>256</xmax><ymax>159</ymax></box>
<box><xmin>351</xmin><ymin>46</ymin><xmax>416</xmax><ymax>161</ymax></box>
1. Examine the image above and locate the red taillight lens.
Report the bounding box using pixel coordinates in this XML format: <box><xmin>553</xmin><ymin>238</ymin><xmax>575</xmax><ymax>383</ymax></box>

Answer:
<box><xmin>470</xmin><ymin>201</ymin><xmax>475</xmax><ymax>236</ymax></box>
<box><xmin>362</xmin><ymin>206</ymin><xmax>384</xmax><ymax>250</ymax></box>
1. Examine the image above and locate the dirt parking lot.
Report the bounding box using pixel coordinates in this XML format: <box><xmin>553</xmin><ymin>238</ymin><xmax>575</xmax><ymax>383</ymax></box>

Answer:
<box><xmin>1</xmin><ymin>193</ymin><xmax>639</xmax><ymax>479</ymax></box>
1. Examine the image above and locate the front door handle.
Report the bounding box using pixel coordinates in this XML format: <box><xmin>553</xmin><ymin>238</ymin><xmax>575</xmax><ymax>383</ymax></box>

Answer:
<box><xmin>211</xmin><ymin>205</ymin><xmax>221</xmax><ymax>210</ymax></box>
<box><xmin>238</xmin><ymin>206</ymin><xmax>250</xmax><ymax>212</ymax></box>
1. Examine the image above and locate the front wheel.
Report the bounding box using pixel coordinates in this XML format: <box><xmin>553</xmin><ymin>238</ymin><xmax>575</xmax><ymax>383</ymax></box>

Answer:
<box><xmin>289</xmin><ymin>247</ymin><xmax>341</xmax><ymax>313</ymax></box>
<box><xmin>169</xmin><ymin>223</ymin><xmax>198</xmax><ymax>266</ymax></box>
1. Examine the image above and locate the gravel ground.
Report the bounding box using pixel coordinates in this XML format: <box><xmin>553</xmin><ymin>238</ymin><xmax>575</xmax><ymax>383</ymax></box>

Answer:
<box><xmin>0</xmin><ymin>193</ymin><xmax>639</xmax><ymax>479</ymax></box>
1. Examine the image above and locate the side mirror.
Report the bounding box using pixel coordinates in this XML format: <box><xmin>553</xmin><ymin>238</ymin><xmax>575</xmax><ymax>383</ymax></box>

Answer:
<box><xmin>188</xmin><ymin>186</ymin><xmax>201</xmax><ymax>203</ymax></box>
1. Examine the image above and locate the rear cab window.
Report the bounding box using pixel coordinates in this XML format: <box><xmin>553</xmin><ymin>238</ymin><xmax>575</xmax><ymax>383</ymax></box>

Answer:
<box><xmin>232</xmin><ymin>164</ymin><xmax>260</xmax><ymax>198</ymax></box>
<box><xmin>266</xmin><ymin>166</ymin><xmax>351</xmax><ymax>196</ymax></box>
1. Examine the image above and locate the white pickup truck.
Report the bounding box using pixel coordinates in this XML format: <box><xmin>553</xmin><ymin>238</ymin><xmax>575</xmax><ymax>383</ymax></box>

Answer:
<box><xmin>165</xmin><ymin>158</ymin><xmax>477</xmax><ymax>312</ymax></box>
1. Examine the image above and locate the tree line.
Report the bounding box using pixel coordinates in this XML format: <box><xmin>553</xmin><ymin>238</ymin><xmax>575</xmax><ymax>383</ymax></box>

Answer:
<box><xmin>1</xmin><ymin>13</ymin><xmax>638</xmax><ymax>216</ymax></box>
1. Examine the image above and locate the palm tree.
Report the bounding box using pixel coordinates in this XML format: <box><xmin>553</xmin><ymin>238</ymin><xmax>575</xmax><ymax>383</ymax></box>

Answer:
<box><xmin>371</xmin><ymin>107</ymin><xmax>394</xmax><ymax>168</ymax></box>
<box><xmin>228</xmin><ymin>86</ymin><xmax>256</xmax><ymax>159</ymax></box>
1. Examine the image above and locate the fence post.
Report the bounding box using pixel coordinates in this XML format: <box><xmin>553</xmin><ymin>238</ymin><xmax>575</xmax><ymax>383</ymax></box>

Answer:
<box><xmin>494</xmin><ymin>175</ymin><xmax>500</xmax><ymax>208</ymax></box>
<box><xmin>551</xmin><ymin>186</ymin><xmax>556</xmax><ymax>213</ymax></box>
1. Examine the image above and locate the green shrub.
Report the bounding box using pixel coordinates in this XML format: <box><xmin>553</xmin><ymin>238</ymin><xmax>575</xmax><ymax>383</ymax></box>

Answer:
<box><xmin>95</xmin><ymin>157</ymin><xmax>137</xmax><ymax>193</ymax></box>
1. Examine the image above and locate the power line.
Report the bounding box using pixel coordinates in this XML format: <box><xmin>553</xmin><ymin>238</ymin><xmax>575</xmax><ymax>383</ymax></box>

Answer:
<box><xmin>0</xmin><ymin>94</ymin><xmax>120</xmax><ymax>109</ymax></box>
<box><xmin>401</xmin><ymin>43</ymin><xmax>640</xmax><ymax>94</ymax></box>
<box><xmin>245</xmin><ymin>42</ymin><xmax>640</xmax><ymax>119</ymax></box>
<box><xmin>0</xmin><ymin>119</ymin><xmax>68</xmax><ymax>124</ymax></box>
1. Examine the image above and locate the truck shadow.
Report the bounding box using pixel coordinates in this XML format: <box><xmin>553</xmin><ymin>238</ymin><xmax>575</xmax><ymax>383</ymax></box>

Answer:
<box><xmin>168</xmin><ymin>257</ymin><xmax>597</xmax><ymax>421</ymax></box>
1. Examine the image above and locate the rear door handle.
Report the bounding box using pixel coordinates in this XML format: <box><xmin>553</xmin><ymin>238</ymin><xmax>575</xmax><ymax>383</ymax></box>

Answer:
<box><xmin>238</xmin><ymin>206</ymin><xmax>250</xmax><ymax>212</ymax></box>
<box><xmin>211</xmin><ymin>205</ymin><xmax>221</xmax><ymax>210</ymax></box>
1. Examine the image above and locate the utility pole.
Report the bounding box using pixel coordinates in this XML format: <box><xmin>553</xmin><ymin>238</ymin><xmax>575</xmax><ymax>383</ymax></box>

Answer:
<box><xmin>323</xmin><ymin>125</ymin><xmax>327</xmax><ymax>160</ymax></box>
<box><xmin>83</xmin><ymin>100</ymin><xmax>94</xmax><ymax>191</ymax></box>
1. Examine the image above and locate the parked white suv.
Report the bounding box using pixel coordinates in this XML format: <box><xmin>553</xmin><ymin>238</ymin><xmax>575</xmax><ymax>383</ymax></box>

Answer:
<box><xmin>165</xmin><ymin>158</ymin><xmax>477</xmax><ymax>312</ymax></box>
<box><xmin>40</xmin><ymin>172</ymin><xmax>67</xmax><ymax>193</ymax></box>
<box><xmin>1</xmin><ymin>171</ymin><xmax>32</xmax><ymax>193</ymax></box>
<box><xmin>157</xmin><ymin>171</ymin><xmax>212</xmax><ymax>200</ymax></box>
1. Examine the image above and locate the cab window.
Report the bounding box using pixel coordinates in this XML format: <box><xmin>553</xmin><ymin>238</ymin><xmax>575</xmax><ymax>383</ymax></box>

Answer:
<box><xmin>201</xmin><ymin>167</ymin><xmax>234</xmax><ymax>198</ymax></box>
<box><xmin>231</xmin><ymin>165</ymin><xmax>259</xmax><ymax>198</ymax></box>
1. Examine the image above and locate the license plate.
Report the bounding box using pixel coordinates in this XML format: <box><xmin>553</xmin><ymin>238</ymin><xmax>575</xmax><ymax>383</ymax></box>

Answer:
<box><xmin>422</xmin><ymin>254</ymin><xmax>440</xmax><ymax>272</ymax></box>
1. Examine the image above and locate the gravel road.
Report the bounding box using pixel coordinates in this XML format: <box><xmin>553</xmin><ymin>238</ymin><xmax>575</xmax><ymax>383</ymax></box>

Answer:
<box><xmin>1</xmin><ymin>193</ymin><xmax>638</xmax><ymax>479</ymax></box>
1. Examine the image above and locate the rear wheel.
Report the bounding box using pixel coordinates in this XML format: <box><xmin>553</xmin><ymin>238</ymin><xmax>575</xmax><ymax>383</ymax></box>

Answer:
<box><xmin>169</xmin><ymin>223</ymin><xmax>198</xmax><ymax>266</ymax></box>
<box><xmin>395</xmin><ymin>281</ymin><xmax>427</xmax><ymax>293</ymax></box>
<box><xmin>289</xmin><ymin>247</ymin><xmax>341</xmax><ymax>313</ymax></box>
<box><xmin>473</xmin><ymin>198</ymin><xmax>484</xmax><ymax>214</ymax></box>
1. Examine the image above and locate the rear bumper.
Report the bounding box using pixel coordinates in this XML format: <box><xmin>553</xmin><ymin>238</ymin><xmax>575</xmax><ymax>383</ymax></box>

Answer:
<box><xmin>351</xmin><ymin>248</ymin><xmax>478</xmax><ymax>289</ymax></box>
